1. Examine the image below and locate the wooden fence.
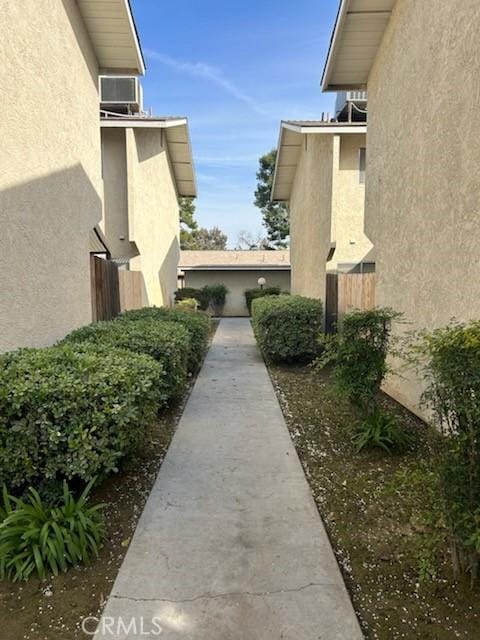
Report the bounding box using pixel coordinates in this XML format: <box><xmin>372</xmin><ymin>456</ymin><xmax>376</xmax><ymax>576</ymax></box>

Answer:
<box><xmin>90</xmin><ymin>255</ymin><xmax>120</xmax><ymax>321</ymax></box>
<box><xmin>119</xmin><ymin>270</ymin><xmax>144</xmax><ymax>311</ymax></box>
<box><xmin>325</xmin><ymin>272</ymin><xmax>376</xmax><ymax>332</ymax></box>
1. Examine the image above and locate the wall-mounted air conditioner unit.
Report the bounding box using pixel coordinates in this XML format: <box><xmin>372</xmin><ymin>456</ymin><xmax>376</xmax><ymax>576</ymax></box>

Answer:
<box><xmin>99</xmin><ymin>75</ymin><xmax>143</xmax><ymax>114</ymax></box>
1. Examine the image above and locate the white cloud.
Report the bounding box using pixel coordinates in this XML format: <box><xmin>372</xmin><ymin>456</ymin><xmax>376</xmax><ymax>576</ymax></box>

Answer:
<box><xmin>144</xmin><ymin>50</ymin><xmax>270</xmax><ymax>117</ymax></box>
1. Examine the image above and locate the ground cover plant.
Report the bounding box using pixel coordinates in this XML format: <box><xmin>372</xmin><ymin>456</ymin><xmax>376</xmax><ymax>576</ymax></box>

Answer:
<box><xmin>0</xmin><ymin>480</ymin><xmax>104</xmax><ymax>582</ymax></box>
<box><xmin>251</xmin><ymin>294</ymin><xmax>323</xmax><ymax>363</ymax></box>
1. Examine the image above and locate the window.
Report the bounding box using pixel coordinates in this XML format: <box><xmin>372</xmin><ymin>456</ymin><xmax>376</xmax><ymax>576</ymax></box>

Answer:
<box><xmin>359</xmin><ymin>147</ymin><xmax>366</xmax><ymax>184</ymax></box>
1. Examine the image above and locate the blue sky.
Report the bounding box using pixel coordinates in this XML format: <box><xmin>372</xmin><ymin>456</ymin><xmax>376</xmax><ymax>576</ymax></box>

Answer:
<box><xmin>131</xmin><ymin>0</ymin><xmax>339</xmax><ymax>247</ymax></box>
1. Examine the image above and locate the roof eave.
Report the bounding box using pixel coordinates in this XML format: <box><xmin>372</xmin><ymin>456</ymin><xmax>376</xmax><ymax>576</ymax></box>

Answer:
<box><xmin>321</xmin><ymin>0</ymin><xmax>395</xmax><ymax>92</ymax></box>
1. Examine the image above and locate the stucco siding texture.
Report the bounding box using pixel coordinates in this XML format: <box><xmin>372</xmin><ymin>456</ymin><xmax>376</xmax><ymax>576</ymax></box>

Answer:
<box><xmin>127</xmin><ymin>129</ymin><xmax>180</xmax><ymax>307</ymax></box>
<box><xmin>366</xmin><ymin>0</ymin><xmax>480</xmax><ymax>414</ymax></box>
<box><xmin>0</xmin><ymin>0</ymin><xmax>102</xmax><ymax>352</ymax></box>
<box><xmin>330</xmin><ymin>134</ymin><xmax>372</xmax><ymax>271</ymax></box>
<box><xmin>289</xmin><ymin>135</ymin><xmax>334</xmax><ymax>301</ymax></box>
<box><xmin>183</xmin><ymin>271</ymin><xmax>291</xmax><ymax>317</ymax></box>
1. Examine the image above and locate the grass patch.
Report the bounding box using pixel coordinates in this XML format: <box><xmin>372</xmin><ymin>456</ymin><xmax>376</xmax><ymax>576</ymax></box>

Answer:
<box><xmin>270</xmin><ymin>363</ymin><xmax>480</xmax><ymax>639</ymax></box>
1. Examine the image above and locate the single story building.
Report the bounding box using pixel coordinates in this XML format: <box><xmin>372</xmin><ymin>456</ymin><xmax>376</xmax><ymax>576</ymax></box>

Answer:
<box><xmin>178</xmin><ymin>251</ymin><xmax>291</xmax><ymax>316</ymax></box>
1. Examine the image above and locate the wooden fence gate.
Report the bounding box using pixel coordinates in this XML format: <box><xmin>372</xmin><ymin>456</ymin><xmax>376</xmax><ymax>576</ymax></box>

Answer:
<box><xmin>325</xmin><ymin>272</ymin><xmax>376</xmax><ymax>331</ymax></box>
<box><xmin>119</xmin><ymin>270</ymin><xmax>144</xmax><ymax>311</ymax></box>
<box><xmin>90</xmin><ymin>255</ymin><xmax>121</xmax><ymax>321</ymax></box>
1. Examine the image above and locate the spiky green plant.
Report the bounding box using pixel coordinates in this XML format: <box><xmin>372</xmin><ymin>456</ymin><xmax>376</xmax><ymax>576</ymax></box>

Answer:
<box><xmin>353</xmin><ymin>410</ymin><xmax>411</xmax><ymax>454</ymax></box>
<box><xmin>0</xmin><ymin>480</ymin><xmax>105</xmax><ymax>581</ymax></box>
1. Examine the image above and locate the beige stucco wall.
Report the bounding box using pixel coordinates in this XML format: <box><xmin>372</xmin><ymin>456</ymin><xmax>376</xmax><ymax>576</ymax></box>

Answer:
<box><xmin>289</xmin><ymin>132</ymin><xmax>372</xmax><ymax>306</ymax></box>
<box><xmin>0</xmin><ymin>0</ymin><xmax>102</xmax><ymax>352</ymax></box>
<box><xmin>330</xmin><ymin>133</ymin><xmax>373</xmax><ymax>271</ymax></box>
<box><xmin>183</xmin><ymin>270</ymin><xmax>291</xmax><ymax>316</ymax></box>
<box><xmin>101</xmin><ymin>127</ymin><xmax>180</xmax><ymax>307</ymax></box>
<box><xmin>366</xmin><ymin>0</ymin><xmax>480</xmax><ymax>415</ymax></box>
<box><xmin>289</xmin><ymin>135</ymin><xmax>334</xmax><ymax>301</ymax></box>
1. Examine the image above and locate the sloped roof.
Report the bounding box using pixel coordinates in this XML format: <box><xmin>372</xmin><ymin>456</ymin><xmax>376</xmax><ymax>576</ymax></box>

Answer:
<box><xmin>179</xmin><ymin>251</ymin><xmax>290</xmax><ymax>271</ymax></box>
<box><xmin>101</xmin><ymin>115</ymin><xmax>196</xmax><ymax>197</ymax></box>
<box><xmin>271</xmin><ymin>120</ymin><xmax>366</xmax><ymax>201</ymax></box>
<box><xmin>77</xmin><ymin>0</ymin><xmax>145</xmax><ymax>74</ymax></box>
<box><xmin>321</xmin><ymin>0</ymin><xmax>396</xmax><ymax>91</ymax></box>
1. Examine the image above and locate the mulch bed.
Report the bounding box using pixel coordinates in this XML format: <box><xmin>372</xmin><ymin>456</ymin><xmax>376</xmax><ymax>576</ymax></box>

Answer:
<box><xmin>269</xmin><ymin>363</ymin><xmax>480</xmax><ymax>640</ymax></box>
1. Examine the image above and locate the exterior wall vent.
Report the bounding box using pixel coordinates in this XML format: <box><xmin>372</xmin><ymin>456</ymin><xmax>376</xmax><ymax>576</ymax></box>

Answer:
<box><xmin>100</xmin><ymin>76</ymin><xmax>143</xmax><ymax>114</ymax></box>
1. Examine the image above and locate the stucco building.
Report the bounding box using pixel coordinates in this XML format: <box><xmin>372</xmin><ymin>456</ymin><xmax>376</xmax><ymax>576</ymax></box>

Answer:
<box><xmin>272</xmin><ymin>119</ymin><xmax>373</xmax><ymax>301</ymax></box>
<box><xmin>100</xmin><ymin>116</ymin><xmax>196</xmax><ymax>307</ymax></box>
<box><xmin>0</xmin><ymin>0</ymin><xmax>144</xmax><ymax>352</ymax></box>
<box><xmin>179</xmin><ymin>251</ymin><xmax>291</xmax><ymax>316</ymax></box>
<box><xmin>322</xmin><ymin>0</ymin><xmax>480</xmax><ymax>414</ymax></box>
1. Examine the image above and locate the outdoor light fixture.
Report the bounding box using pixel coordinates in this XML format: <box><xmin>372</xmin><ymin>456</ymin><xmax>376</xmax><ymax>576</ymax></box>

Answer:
<box><xmin>258</xmin><ymin>277</ymin><xmax>266</xmax><ymax>290</ymax></box>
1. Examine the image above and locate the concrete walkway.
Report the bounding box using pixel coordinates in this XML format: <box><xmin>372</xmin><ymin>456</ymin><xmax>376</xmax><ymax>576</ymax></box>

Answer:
<box><xmin>94</xmin><ymin>319</ymin><xmax>362</xmax><ymax>639</ymax></box>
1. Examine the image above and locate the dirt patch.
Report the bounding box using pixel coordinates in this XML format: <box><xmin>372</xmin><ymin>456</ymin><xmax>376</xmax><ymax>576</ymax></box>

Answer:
<box><xmin>269</xmin><ymin>363</ymin><xmax>480</xmax><ymax>640</ymax></box>
<box><xmin>0</xmin><ymin>320</ymin><xmax>218</xmax><ymax>640</ymax></box>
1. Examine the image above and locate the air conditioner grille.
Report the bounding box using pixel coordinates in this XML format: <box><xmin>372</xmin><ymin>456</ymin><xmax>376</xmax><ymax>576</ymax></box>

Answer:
<box><xmin>101</xmin><ymin>77</ymin><xmax>136</xmax><ymax>103</ymax></box>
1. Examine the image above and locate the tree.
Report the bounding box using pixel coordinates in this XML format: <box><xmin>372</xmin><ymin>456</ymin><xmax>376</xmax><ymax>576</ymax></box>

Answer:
<box><xmin>179</xmin><ymin>198</ymin><xmax>228</xmax><ymax>250</ymax></box>
<box><xmin>192</xmin><ymin>226</ymin><xmax>228</xmax><ymax>250</ymax></box>
<box><xmin>235</xmin><ymin>230</ymin><xmax>270</xmax><ymax>251</ymax></box>
<box><xmin>254</xmin><ymin>149</ymin><xmax>289</xmax><ymax>249</ymax></box>
<box><xmin>179</xmin><ymin>197</ymin><xmax>198</xmax><ymax>249</ymax></box>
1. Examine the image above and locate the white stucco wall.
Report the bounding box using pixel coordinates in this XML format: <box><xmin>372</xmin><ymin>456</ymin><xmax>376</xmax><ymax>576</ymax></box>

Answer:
<box><xmin>183</xmin><ymin>270</ymin><xmax>291</xmax><ymax>316</ymax></box>
<box><xmin>0</xmin><ymin>0</ymin><xmax>102</xmax><ymax>352</ymax></box>
<box><xmin>365</xmin><ymin>0</ymin><xmax>480</xmax><ymax>415</ymax></box>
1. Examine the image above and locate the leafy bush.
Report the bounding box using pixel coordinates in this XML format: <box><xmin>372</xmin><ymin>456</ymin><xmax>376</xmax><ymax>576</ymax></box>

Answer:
<box><xmin>175</xmin><ymin>287</ymin><xmax>204</xmax><ymax>307</ymax></box>
<box><xmin>0</xmin><ymin>344</ymin><xmax>162</xmax><ymax>490</ymax></box>
<box><xmin>0</xmin><ymin>480</ymin><xmax>105</xmax><ymax>581</ymax></box>
<box><xmin>175</xmin><ymin>285</ymin><xmax>228</xmax><ymax>314</ymax></box>
<box><xmin>64</xmin><ymin>319</ymin><xmax>189</xmax><ymax>398</ymax></box>
<box><xmin>334</xmin><ymin>308</ymin><xmax>402</xmax><ymax>409</ymax></box>
<box><xmin>251</xmin><ymin>295</ymin><xmax>323</xmax><ymax>363</ymax></box>
<box><xmin>117</xmin><ymin>307</ymin><xmax>210</xmax><ymax>372</ymax></box>
<box><xmin>202</xmin><ymin>284</ymin><xmax>228</xmax><ymax>315</ymax></box>
<box><xmin>353</xmin><ymin>409</ymin><xmax>411</xmax><ymax>453</ymax></box>
<box><xmin>244</xmin><ymin>287</ymin><xmax>281</xmax><ymax>315</ymax></box>
<box><xmin>415</xmin><ymin>321</ymin><xmax>480</xmax><ymax>581</ymax></box>
<box><xmin>176</xmin><ymin>298</ymin><xmax>199</xmax><ymax>312</ymax></box>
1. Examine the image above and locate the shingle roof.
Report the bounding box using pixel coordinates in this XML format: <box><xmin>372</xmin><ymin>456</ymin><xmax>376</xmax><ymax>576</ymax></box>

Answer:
<box><xmin>179</xmin><ymin>250</ymin><xmax>290</xmax><ymax>270</ymax></box>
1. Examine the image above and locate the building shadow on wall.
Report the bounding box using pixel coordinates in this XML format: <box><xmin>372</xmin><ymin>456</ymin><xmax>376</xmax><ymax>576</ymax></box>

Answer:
<box><xmin>0</xmin><ymin>164</ymin><xmax>102</xmax><ymax>351</ymax></box>
<box><xmin>158</xmin><ymin>235</ymin><xmax>181</xmax><ymax>306</ymax></box>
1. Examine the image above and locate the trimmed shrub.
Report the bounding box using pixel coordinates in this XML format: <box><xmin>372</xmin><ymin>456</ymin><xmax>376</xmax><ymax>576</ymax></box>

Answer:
<box><xmin>244</xmin><ymin>287</ymin><xmax>281</xmax><ymax>315</ymax></box>
<box><xmin>0</xmin><ymin>344</ymin><xmax>162</xmax><ymax>491</ymax></box>
<box><xmin>63</xmin><ymin>319</ymin><xmax>190</xmax><ymax>400</ymax></box>
<box><xmin>251</xmin><ymin>295</ymin><xmax>323</xmax><ymax>363</ymax></box>
<box><xmin>175</xmin><ymin>287</ymin><xmax>204</xmax><ymax>308</ymax></box>
<box><xmin>202</xmin><ymin>284</ymin><xmax>228</xmax><ymax>315</ymax></box>
<box><xmin>117</xmin><ymin>307</ymin><xmax>210</xmax><ymax>372</ymax></box>
<box><xmin>176</xmin><ymin>298</ymin><xmax>199</xmax><ymax>312</ymax></box>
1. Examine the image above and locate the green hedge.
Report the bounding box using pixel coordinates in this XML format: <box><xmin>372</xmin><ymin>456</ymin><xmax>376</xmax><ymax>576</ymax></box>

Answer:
<box><xmin>244</xmin><ymin>287</ymin><xmax>281</xmax><ymax>315</ymax></box>
<box><xmin>0</xmin><ymin>344</ymin><xmax>162</xmax><ymax>491</ymax></box>
<box><xmin>175</xmin><ymin>285</ymin><xmax>228</xmax><ymax>315</ymax></box>
<box><xmin>63</xmin><ymin>319</ymin><xmax>190</xmax><ymax>400</ymax></box>
<box><xmin>251</xmin><ymin>295</ymin><xmax>323</xmax><ymax>363</ymax></box>
<box><xmin>117</xmin><ymin>307</ymin><xmax>210</xmax><ymax>372</ymax></box>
